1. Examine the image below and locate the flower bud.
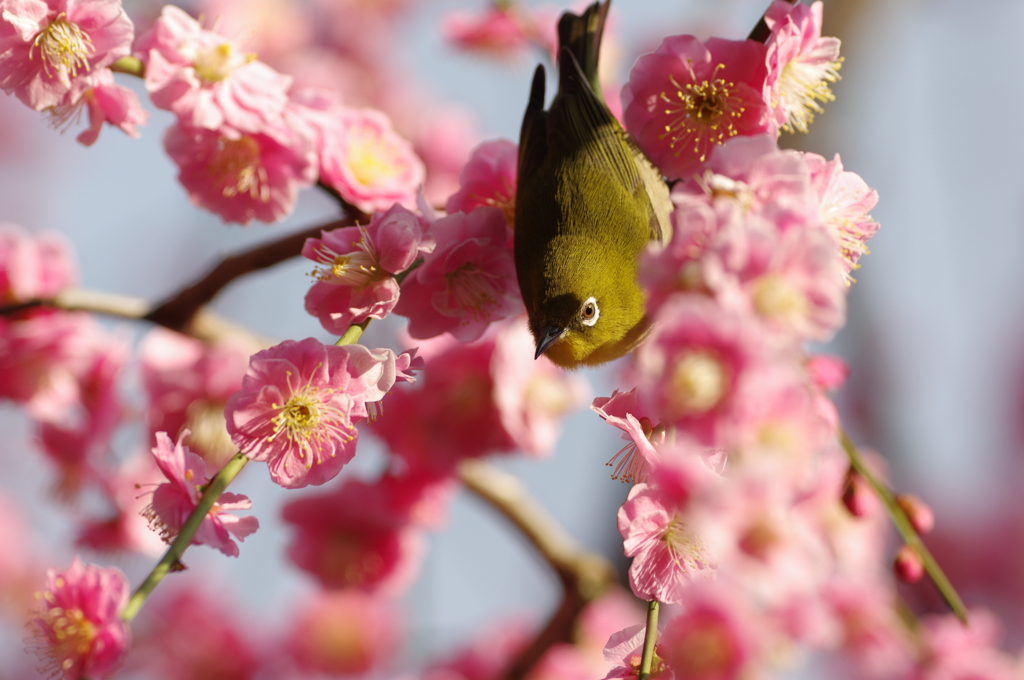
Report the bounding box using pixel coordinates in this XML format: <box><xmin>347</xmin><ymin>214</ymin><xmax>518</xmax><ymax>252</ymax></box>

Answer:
<box><xmin>895</xmin><ymin>493</ymin><xmax>935</xmax><ymax>535</ymax></box>
<box><xmin>841</xmin><ymin>466</ymin><xmax>872</xmax><ymax>518</ymax></box>
<box><xmin>893</xmin><ymin>544</ymin><xmax>924</xmax><ymax>583</ymax></box>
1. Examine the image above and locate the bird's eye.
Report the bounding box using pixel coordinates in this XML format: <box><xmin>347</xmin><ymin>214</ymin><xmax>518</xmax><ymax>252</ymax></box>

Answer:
<box><xmin>580</xmin><ymin>297</ymin><xmax>600</xmax><ymax>326</ymax></box>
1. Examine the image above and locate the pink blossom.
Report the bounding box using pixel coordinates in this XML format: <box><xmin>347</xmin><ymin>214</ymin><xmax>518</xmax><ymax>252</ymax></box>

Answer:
<box><xmin>319</xmin><ymin>106</ymin><xmax>425</xmax><ymax>213</ymax></box>
<box><xmin>764</xmin><ymin>0</ymin><xmax>842</xmax><ymax>134</ymax></box>
<box><xmin>195</xmin><ymin>0</ymin><xmax>312</xmax><ymax>65</ymax></box>
<box><xmin>657</xmin><ymin>585</ymin><xmax>759</xmax><ymax>680</ymax></box>
<box><xmin>603</xmin><ymin>624</ymin><xmax>669</xmax><ymax>680</ymax></box>
<box><xmin>394</xmin><ymin>206</ymin><xmax>522</xmax><ymax>342</ymax></box>
<box><xmin>76</xmin><ymin>451</ymin><xmax>166</xmax><ymax>555</ymax></box>
<box><xmin>142</xmin><ymin>430</ymin><xmax>258</xmax><ymax>557</ymax></box>
<box><xmin>135</xmin><ymin>4</ymin><xmax>291</xmax><ymax>134</ymax></box>
<box><xmin>131</xmin><ymin>586</ymin><xmax>262</xmax><ymax>680</ymax></box>
<box><xmin>51</xmin><ymin>68</ymin><xmax>147</xmax><ymax>146</ymax></box>
<box><xmin>912</xmin><ymin>610</ymin><xmax>1018</xmax><ymax>680</ymax></box>
<box><xmin>0</xmin><ymin>0</ymin><xmax>134</xmax><ymax>110</ymax></box>
<box><xmin>140</xmin><ymin>327</ymin><xmax>251</xmax><ymax>469</ymax></box>
<box><xmin>421</xmin><ymin>617</ymin><xmax>532</xmax><ymax>680</ymax></box>
<box><xmin>442</xmin><ymin>5</ymin><xmax>547</xmax><ymax>61</ymax></box>
<box><xmin>288</xmin><ymin>590</ymin><xmax>401</xmax><ymax>675</ymax></box>
<box><xmin>375</xmin><ymin>468</ymin><xmax>457</xmax><ymax>530</ymax></box>
<box><xmin>282</xmin><ymin>475</ymin><xmax>427</xmax><ymax>595</ymax></box>
<box><xmin>617</xmin><ymin>474</ymin><xmax>716</xmax><ymax>604</ymax></box>
<box><xmin>164</xmin><ymin>119</ymin><xmax>316</xmax><ymax>225</ymax></box>
<box><xmin>804</xmin><ymin>151</ymin><xmax>880</xmax><ymax>284</ymax></box>
<box><xmin>0</xmin><ymin>222</ymin><xmax>76</xmax><ymax>302</ymax></box>
<box><xmin>302</xmin><ymin>203</ymin><xmax>433</xmax><ymax>333</ymax></box>
<box><xmin>634</xmin><ymin>295</ymin><xmax>768</xmax><ymax>447</ymax></box>
<box><xmin>591</xmin><ymin>387</ymin><xmax>664</xmax><ymax>484</ymax></box>
<box><xmin>29</xmin><ymin>557</ymin><xmax>130</xmax><ymax>680</ymax></box>
<box><xmin>824</xmin><ymin>579</ymin><xmax>915</xmax><ymax>678</ymax></box>
<box><xmin>0</xmin><ymin>311</ymin><xmax>90</xmax><ymax>418</ymax></box>
<box><xmin>622</xmin><ymin>35</ymin><xmax>771</xmax><ymax>181</ymax></box>
<box><xmin>225</xmin><ymin>337</ymin><xmax>403</xmax><ymax>489</ymax></box>
<box><xmin>445</xmin><ymin>139</ymin><xmax>517</xmax><ymax>228</ymax></box>
<box><xmin>413</xmin><ymin>104</ymin><xmax>480</xmax><ymax>207</ymax></box>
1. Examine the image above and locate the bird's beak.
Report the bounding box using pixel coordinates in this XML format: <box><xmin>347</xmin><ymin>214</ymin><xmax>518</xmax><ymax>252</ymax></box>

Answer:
<box><xmin>534</xmin><ymin>325</ymin><xmax>565</xmax><ymax>360</ymax></box>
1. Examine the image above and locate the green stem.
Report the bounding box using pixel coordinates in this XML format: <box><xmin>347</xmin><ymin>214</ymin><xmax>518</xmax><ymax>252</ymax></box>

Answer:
<box><xmin>839</xmin><ymin>430</ymin><xmax>968</xmax><ymax>624</ymax></box>
<box><xmin>121</xmin><ymin>453</ymin><xmax>249</xmax><ymax>622</ymax></box>
<box><xmin>638</xmin><ymin>599</ymin><xmax>660</xmax><ymax>680</ymax></box>
<box><xmin>110</xmin><ymin>55</ymin><xmax>144</xmax><ymax>78</ymax></box>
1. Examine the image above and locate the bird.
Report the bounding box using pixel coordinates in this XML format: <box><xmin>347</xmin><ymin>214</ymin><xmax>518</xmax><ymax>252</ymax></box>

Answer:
<box><xmin>513</xmin><ymin>0</ymin><xmax>672</xmax><ymax>370</ymax></box>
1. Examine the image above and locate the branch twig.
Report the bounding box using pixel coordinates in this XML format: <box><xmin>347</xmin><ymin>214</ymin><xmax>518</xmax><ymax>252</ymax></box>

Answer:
<box><xmin>457</xmin><ymin>459</ymin><xmax>616</xmax><ymax>680</ymax></box>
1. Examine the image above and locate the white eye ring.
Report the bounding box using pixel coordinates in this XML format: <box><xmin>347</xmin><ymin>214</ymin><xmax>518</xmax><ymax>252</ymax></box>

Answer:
<box><xmin>580</xmin><ymin>297</ymin><xmax>600</xmax><ymax>326</ymax></box>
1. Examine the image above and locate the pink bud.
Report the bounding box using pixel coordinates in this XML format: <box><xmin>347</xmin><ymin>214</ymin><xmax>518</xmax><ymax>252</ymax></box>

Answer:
<box><xmin>895</xmin><ymin>493</ymin><xmax>935</xmax><ymax>535</ymax></box>
<box><xmin>841</xmin><ymin>467</ymin><xmax>873</xmax><ymax>518</ymax></box>
<box><xmin>893</xmin><ymin>545</ymin><xmax>924</xmax><ymax>583</ymax></box>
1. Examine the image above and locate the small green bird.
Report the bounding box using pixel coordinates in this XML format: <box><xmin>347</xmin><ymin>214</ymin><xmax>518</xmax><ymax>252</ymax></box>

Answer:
<box><xmin>514</xmin><ymin>0</ymin><xmax>672</xmax><ymax>369</ymax></box>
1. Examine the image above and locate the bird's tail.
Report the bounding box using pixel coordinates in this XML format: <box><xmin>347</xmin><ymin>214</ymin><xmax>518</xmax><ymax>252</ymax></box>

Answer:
<box><xmin>556</xmin><ymin>1</ymin><xmax>610</xmax><ymax>102</ymax></box>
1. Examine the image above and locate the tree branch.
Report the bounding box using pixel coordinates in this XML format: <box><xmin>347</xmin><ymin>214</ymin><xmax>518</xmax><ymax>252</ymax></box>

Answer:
<box><xmin>457</xmin><ymin>460</ymin><xmax>616</xmax><ymax>680</ymax></box>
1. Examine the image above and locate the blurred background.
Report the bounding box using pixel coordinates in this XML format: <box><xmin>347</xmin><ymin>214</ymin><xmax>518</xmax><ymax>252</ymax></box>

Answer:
<box><xmin>2</xmin><ymin>0</ymin><xmax>1024</xmax><ymax>675</ymax></box>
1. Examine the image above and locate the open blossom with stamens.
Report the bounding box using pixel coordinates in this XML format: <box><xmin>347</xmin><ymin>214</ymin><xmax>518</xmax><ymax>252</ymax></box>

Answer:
<box><xmin>804</xmin><ymin>151</ymin><xmax>879</xmax><ymax>284</ymax></box>
<box><xmin>29</xmin><ymin>556</ymin><xmax>130</xmax><ymax>680</ymax></box>
<box><xmin>225</xmin><ymin>337</ymin><xmax>406</xmax><ymax>489</ymax></box>
<box><xmin>0</xmin><ymin>0</ymin><xmax>134</xmax><ymax>111</ymax></box>
<box><xmin>303</xmin><ymin>204</ymin><xmax>433</xmax><ymax>333</ymax></box>
<box><xmin>319</xmin><ymin>106</ymin><xmax>425</xmax><ymax>214</ymax></box>
<box><xmin>164</xmin><ymin>119</ymin><xmax>316</xmax><ymax>225</ymax></box>
<box><xmin>591</xmin><ymin>387</ymin><xmax>664</xmax><ymax>484</ymax></box>
<box><xmin>622</xmin><ymin>35</ymin><xmax>772</xmax><ymax>181</ymax></box>
<box><xmin>764</xmin><ymin>0</ymin><xmax>842</xmax><ymax>134</ymax></box>
<box><xmin>135</xmin><ymin>4</ymin><xmax>292</xmax><ymax>134</ymax></box>
<box><xmin>142</xmin><ymin>430</ymin><xmax>258</xmax><ymax>557</ymax></box>
<box><xmin>47</xmin><ymin>68</ymin><xmax>147</xmax><ymax>146</ymax></box>
<box><xmin>394</xmin><ymin>206</ymin><xmax>522</xmax><ymax>342</ymax></box>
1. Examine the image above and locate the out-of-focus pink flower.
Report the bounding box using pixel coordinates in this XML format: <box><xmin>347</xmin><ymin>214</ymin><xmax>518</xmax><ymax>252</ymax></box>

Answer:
<box><xmin>0</xmin><ymin>0</ymin><xmax>134</xmax><ymax>110</ymax></box>
<box><xmin>634</xmin><ymin>295</ymin><xmax>767</xmax><ymax>447</ymax></box>
<box><xmin>77</xmin><ymin>450</ymin><xmax>167</xmax><ymax>556</ymax></box>
<box><xmin>319</xmin><ymin>106</ymin><xmax>424</xmax><ymax>213</ymax></box>
<box><xmin>591</xmin><ymin>387</ymin><xmax>663</xmax><ymax>484</ymax></box>
<box><xmin>140</xmin><ymin>328</ymin><xmax>251</xmax><ymax>469</ymax></box>
<box><xmin>143</xmin><ymin>430</ymin><xmax>258</xmax><ymax>557</ymax></box>
<box><xmin>303</xmin><ymin>203</ymin><xmax>432</xmax><ymax>333</ymax></box>
<box><xmin>51</xmin><ymin>68</ymin><xmax>147</xmax><ymax>146</ymax></box>
<box><xmin>445</xmin><ymin>139</ymin><xmax>517</xmax><ymax>228</ymax></box>
<box><xmin>622</xmin><ymin>35</ymin><xmax>771</xmax><ymax>181</ymax></box>
<box><xmin>132</xmin><ymin>586</ymin><xmax>262</xmax><ymax>680</ymax></box>
<box><xmin>442</xmin><ymin>5</ymin><xmax>546</xmax><ymax>61</ymax></box>
<box><xmin>164</xmin><ymin>119</ymin><xmax>316</xmax><ymax>225</ymax></box>
<box><xmin>29</xmin><ymin>557</ymin><xmax>130</xmax><ymax>680</ymax></box>
<box><xmin>394</xmin><ymin>206</ymin><xmax>522</xmax><ymax>343</ymax></box>
<box><xmin>0</xmin><ymin>312</ymin><xmax>87</xmax><ymax>419</ymax></box>
<box><xmin>913</xmin><ymin>610</ymin><xmax>1018</xmax><ymax>680</ymax></box>
<box><xmin>657</xmin><ymin>585</ymin><xmax>759</xmax><ymax>680</ymax></box>
<box><xmin>196</xmin><ymin>0</ymin><xmax>312</xmax><ymax>65</ymax></box>
<box><xmin>823</xmin><ymin>579</ymin><xmax>914</xmax><ymax>678</ymax></box>
<box><xmin>764</xmin><ymin>0</ymin><xmax>842</xmax><ymax>134</ymax></box>
<box><xmin>288</xmin><ymin>589</ymin><xmax>401</xmax><ymax>675</ymax></box>
<box><xmin>282</xmin><ymin>475</ymin><xmax>427</xmax><ymax>595</ymax></box>
<box><xmin>617</xmin><ymin>471</ymin><xmax>716</xmax><ymax>603</ymax></box>
<box><xmin>421</xmin><ymin>617</ymin><xmax>532</xmax><ymax>680</ymax></box>
<box><xmin>804</xmin><ymin>151</ymin><xmax>879</xmax><ymax>284</ymax></box>
<box><xmin>0</xmin><ymin>223</ymin><xmax>76</xmax><ymax>302</ymax></box>
<box><xmin>413</xmin><ymin>104</ymin><xmax>480</xmax><ymax>208</ymax></box>
<box><xmin>225</xmin><ymin>338</ymin><xmax>402</xmax><ymax>489</ymax></box>
<box><xmin>135</xmin><ymin>4</ymin><xmax>291</xmax><ymax>134</ymax></box>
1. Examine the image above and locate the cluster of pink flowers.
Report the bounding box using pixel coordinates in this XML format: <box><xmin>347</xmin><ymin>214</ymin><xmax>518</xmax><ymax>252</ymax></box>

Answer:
<box><xmin>621</xmin><ymin>0</ymin><xmax>843</xmax><ymax>181</ymax></box>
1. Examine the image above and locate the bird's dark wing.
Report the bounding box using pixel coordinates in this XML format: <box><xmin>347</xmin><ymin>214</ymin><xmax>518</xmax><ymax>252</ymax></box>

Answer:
<box><xmin>517</xmin><ymin>64</ymin><xmax>549</xmax><ymax>196</ymax></box>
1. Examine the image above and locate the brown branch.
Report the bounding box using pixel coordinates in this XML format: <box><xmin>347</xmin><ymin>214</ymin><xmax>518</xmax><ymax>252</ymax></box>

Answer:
<box><xmin>143</xmin><ymin>212</ymin><xmax>364</xmax><ymax>331</ymax></box>
<box><xmin>748</xmin><ymin>0</ymin><xmax>798</xmax><ymax>43</ymax></box>
<box><xmin>457</xmin><ymin>460</ymin><xmax>616</xmax><ymax>680</ymax></box>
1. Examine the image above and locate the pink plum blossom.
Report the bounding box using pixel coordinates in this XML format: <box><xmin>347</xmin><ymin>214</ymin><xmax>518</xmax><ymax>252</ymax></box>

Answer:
<box><xmin>0</xmin><ymin>222</ymin><xmax>76</xmax><ymax>302</ymax></box>
<box><xmin>282</xmin><ymin>475</ymin><xmax>427</xmax><ymax>595</ymax></box>
<box><xmin>591</xmin><ymin>387</ymin><xmax>664</xmax><ymax>484</ymax></box>
<box><xmin>442</xmin><ymin>6</ymin><xmax>539</xmax><ymax>61</ymax></box>
<box><xmin>303</xmin><ymin>203</ymin><xmax>433</xmax><ymax>333</ymax></box>
<box><xmin>29</xmin><ymin>557</ymin><xmax>130</xmax><ymax>680</ymax></box>
<box><xmin>225</xmin><ymin>337</ymin><xmax>405</xmax><ymax>489</ymax></box>
<box><xmin>445</xmin><ymin>138</ymin><xmax>517</xmax><ymax>228</ymax></box>
<box><xmin>805</xmin><ymin>151</ymin><xmax>880</xmax><ymax>284</ymax></box>
<box><xmin>0</xmin><ymin>0</ymin><xmax>134</xmax><ymax>110</ymax></box>
<box><xmin>603</xmin><ymin>624</ymin><xmax>669</xmax><ymax>680</ymax></box>
<box><xmin>164</xmin><ymin>119</ymin><xmax>316</xmax><ymax>225</ymax></box>
<box><xmin>622</xmin><ymin>35</ymin><xmax>772</xmax><ymax>181</ymax></box>
<box><xmin>617</xmin><ymin>467</ymin><xmax>716</xmax><ymax>603</ymax></box>
<box><xmin>135</xmin><ymin>4</ymin><xmax>291</xmax><ymax>134</ymax></box>
<box><xmin>413</xmin><ymin>104</ymin><xmax>481</xmax><ymax>207</ymax></box>
<box><xmin>143</xmin><ymin>430</ymin><xmax>258</xmax><ymax>557</ymax></box>
<box><xmin>140</xmin><ymin>327</ymin><xmax>251</xmax><ymax>469</ymax></box>
<box><xmin>288</xmin><ymin>590</ymin><xmax>401</xmax><ymax>675</ymax></box>
<box><xmin>394</xmin><ymin>206</ymin><xmax>522</xmax><ymax>342</ymax></box>
<box><xmin>764</xmin><ymin>0</ymin><xmax>842</xmax><ymax>134</ymax></box>
<box><xmin>76</xmin><ymin>451</ymin><xmax>166</xmax><ymax>556</ymax></box>
<box><xmin>319</xmin><ymin>106</ymin><xmax>425</xmax><ymax>213</ymax></box>
<box><xmin>52</xmin><ymin>68</ymin><xmax>147</xmax><ymax>146</ymax></box>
